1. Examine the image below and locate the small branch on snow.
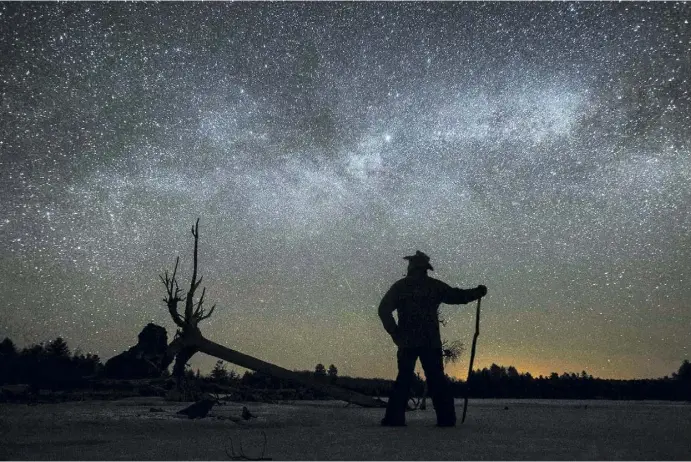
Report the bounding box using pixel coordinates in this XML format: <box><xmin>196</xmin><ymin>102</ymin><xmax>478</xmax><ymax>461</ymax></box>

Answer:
<box><xmin>226</xmin><ymin>431</ymin><xmax>272</xmax><ymax>461</ymax></box>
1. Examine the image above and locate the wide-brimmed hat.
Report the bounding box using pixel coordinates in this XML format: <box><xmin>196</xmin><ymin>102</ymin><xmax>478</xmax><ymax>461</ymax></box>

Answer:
<box><xmin>403</xmin><ymin>250</ymin><xmax>434</xmax><ymax>271</ymax></box>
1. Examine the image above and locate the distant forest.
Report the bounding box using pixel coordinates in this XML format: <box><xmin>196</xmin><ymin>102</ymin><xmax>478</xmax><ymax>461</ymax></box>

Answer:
<box><xmin>1</xmin><ymin>336</ymin><xmax>689</xmax><ymax>402</ymax></box>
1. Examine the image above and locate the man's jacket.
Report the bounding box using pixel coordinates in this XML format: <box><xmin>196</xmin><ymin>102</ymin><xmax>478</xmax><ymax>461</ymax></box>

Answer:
<box><xmin>378</xmin><ymin>274</ymin><xmax>483</xmax><ymax>348</ymax></box>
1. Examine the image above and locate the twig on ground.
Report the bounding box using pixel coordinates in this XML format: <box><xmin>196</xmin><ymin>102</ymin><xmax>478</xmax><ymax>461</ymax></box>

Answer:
<box><xmin>226</xmin><ymin>431</ymin><xmax>272</xmax><ymax>460</ymax></box>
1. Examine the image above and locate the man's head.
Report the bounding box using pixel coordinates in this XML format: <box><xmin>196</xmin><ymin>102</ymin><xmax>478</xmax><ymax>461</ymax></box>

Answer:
<box><xmin>403</xmin><ymin>250</ymin><xmax>434</xmax><ymax>272</ymax></box>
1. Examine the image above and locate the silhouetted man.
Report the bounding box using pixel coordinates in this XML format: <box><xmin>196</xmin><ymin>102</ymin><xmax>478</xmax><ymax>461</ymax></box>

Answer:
<box><xmin>379</xmin><ymin>251</ymin><xmax>487</xmax><ymax>427</ymax></box>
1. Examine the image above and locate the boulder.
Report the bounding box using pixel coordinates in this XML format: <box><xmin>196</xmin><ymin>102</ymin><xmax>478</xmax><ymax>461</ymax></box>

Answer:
<box><xmin>177</xmin><ymin>398</ymin><xmax>216</xmax><ymax>419</ymax></box>
<box><xmin>0</xmin><ymin>384</ymin><xmax>30</xmax><ymax>402</ymax></box>
<box><xmin>103</xmin><ymin>324</ymin><xmax>169</xmax><ymax>379</ymax></box>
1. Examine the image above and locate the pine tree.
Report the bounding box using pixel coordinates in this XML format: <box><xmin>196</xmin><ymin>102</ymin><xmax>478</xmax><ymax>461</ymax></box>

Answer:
<box><xmin>314</xmin><ymin>363</ymin><xmax>326</xmax><ymax>377</ymax></box>
<box><xmin>46</xmin><ymin>337</ymin><xmax>70</xmax><ymax>357</ymax></box>
<box><xmin>211</xmin><ymin>360</ymin><xmax>228</xmax><ymax>382</ymax></box>
<box><xmin>673</xmin><ymin>359</ymin><xmax>691</xmax><ymax>382</ymax></box>
<box><xmin>673</xmin><ymin>359</ymin><xmax>691</xmax><ymax>401</ymax></box>
<box><xmin>0</xmin><ymin>338</ymin><xmax>17</xmax><ymax>356</ymax></box>
<box><xmin>22</xmin><ymin>343</ymin><xmax>45</xmax><ymax>356</ymax></box>
<box><xmin>0</xmin><ymin>337</ymin><xmax>18</xmax><ymax>385</ymax></box>
<box><xmin>327</xmin><ymin>364</ymin><xmax>338</xmax><ymax>383</ymax></box>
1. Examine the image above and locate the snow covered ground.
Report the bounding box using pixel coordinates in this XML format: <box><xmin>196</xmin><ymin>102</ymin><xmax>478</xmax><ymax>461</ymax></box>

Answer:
<box><xmin>1</xmin><ymin>398</ymin><xmax>689</xmax><ymax>460</ymax></box>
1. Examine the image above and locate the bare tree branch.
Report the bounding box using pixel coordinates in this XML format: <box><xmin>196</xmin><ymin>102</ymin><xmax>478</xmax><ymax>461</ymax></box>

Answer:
<box><xmin>193</xmin><ymin>287</ymin><xmax>207</xmax><ymax>318</ymax></box>
<box><xmin>160</xmin><ymin>256</ymin><xmax>186</xmax><ymax>327</ymax></box>
<box><xmin>185</xmin><ymin>218</ymin><xmax>201</xmax><ymax>322</ymax></box>
<box><xmin>199</xmin><ymin>304</ymin><xmax>216</xmax><ymax>321</ymax></box>
<box><xmin>226</xmin><ymin>431</ymin><xmax>271</xmax><ymax>461</ymax></box>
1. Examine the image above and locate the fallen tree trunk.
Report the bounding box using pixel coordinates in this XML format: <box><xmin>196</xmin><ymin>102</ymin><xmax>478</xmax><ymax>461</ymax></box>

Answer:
<box><xmin>163</xmin><ymin>329</ymin><xmax>383</xmax><ymax>406</ymax></box>
<box><xmin>160</xmin><ymin>219</ymin><xmax>384</xmax><ymax>408</ymax></box>
<box><xmin>195</xmin><ymin>335</ymin><xmax>384</xmax><ymax>408</ymax></box>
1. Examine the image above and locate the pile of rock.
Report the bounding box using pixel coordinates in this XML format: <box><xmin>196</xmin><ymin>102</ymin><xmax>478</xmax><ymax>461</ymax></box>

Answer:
<box><xmin>103</xmin><ymin>323</ymin><xmax>169</xmax><ymax>379</ymax></box>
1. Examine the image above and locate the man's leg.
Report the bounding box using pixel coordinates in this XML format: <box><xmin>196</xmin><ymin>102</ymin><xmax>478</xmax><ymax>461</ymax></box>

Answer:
<box><xmin>382</xmin><ymin>348</ymin><xmax>418</xmax><ymax>426</ymax></box>
<box><xmin>420</xmin><ymin>348</ymin><xmax>456</xmax><ymax>426</ymax></box>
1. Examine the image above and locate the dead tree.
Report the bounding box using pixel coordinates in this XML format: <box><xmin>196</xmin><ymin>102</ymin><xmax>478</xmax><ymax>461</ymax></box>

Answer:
<box><xmin>160</xmin><ymin>219</ymin><xmax>384</xmax><ymax>408</ymax></box>
<box><xmin>159</xmin><ymin>219</ymin><xmax>215</xmax><ymax>386</ymax></box>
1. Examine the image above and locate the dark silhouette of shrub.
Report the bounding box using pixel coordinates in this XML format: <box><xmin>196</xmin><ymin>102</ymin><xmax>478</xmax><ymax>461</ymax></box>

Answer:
<box><xmin>327</xmin><ymin>364</ymin><xmax>338</xmax><ymax>383</ymax></box>
<box><xmin>314</xmin><ymin>363</ymin><xmax>326</xmax><ymax>378</ymax></box>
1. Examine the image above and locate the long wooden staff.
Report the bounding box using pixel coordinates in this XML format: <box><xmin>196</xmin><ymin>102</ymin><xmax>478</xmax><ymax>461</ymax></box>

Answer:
<box><xmin>461</xmin><ymin>296</ymin><xmax>482</xmax><ymax>424</ymax></box>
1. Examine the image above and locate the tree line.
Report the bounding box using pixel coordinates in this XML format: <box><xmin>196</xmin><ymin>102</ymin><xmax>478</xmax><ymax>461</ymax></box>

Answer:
<box><xmin>231</xmin><ymin>361</ymin><xmax>691</xmax><ymax>402</ymax></box>
<box><xmin>0</xmin><ymin>337</ymin><xmax>102</xmax><ymax>391</ymax></box>
<box><xmin>1</xmin><ymin>336</ymin><xmax>689</xmax><ymax>401</ymax></box>
<box><xmin>458</xmin><ymin>363</ymin><xmax>690</xmax><ymax>401</ymax></box>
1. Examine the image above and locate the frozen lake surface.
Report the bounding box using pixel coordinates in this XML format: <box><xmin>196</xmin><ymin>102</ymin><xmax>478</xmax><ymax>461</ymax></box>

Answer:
<box><xmin>1</xmin><ymin>398</ymin><xmax>689</xmax><ymax>460</ymax></box>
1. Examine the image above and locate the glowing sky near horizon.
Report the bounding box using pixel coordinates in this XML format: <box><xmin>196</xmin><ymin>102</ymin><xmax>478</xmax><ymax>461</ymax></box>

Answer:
<box><xmin>1</xmin><ymin>2</ymin><xmax>689</xmax><ymax>380</ymax></box>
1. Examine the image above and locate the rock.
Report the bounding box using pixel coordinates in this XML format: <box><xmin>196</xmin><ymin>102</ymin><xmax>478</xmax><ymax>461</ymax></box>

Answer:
<box><xmin>0</xmin><ymin>384</ymin><xmax>30</xmax><ymax>401</ymax></box>
<box><xmin>242</xmin><ymin>405</ymin><xmax>256</xmax><ymax>420</ymax></box>
<box><xmin>103</xmin><ymin>324</ymin><xmax>169</xmax><ymax>379</ymax></box>
<box><xmin>177</xmin><ymin>398</ymin><xmax>216</xmax><ymax>419</ymax></box>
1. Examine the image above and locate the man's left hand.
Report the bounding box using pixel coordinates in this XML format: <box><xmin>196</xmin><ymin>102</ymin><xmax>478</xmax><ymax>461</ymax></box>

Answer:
<box><xmin>477</xmin><ymin>285</ymin><xmax>488</xmax><ymax>297</ymax></box>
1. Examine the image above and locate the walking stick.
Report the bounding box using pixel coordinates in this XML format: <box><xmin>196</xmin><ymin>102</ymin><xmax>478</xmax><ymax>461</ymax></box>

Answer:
<box><xmin>461</xmin><ymin>296</ymin><xmax>482</xmax><ymax>424</ymax></box>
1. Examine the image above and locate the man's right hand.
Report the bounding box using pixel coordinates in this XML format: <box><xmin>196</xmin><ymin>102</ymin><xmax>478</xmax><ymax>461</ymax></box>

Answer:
<box><xmin>477</xmin><ymin>285</ymin><xmax>487</xmax><ymax>297</ymax></box>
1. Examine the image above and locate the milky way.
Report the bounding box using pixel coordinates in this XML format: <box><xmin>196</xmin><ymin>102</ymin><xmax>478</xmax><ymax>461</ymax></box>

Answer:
<box><xmin>1</xmin><ymin>2</ymin><xmax>689</xmax><ymax>379</ymax></box>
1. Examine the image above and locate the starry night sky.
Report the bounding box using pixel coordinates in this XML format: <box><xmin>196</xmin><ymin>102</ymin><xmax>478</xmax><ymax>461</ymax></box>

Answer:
<box><xmin>1</xmin><ymin>2</ymin><xmax>689</xmax><ymax>380</ymax></box>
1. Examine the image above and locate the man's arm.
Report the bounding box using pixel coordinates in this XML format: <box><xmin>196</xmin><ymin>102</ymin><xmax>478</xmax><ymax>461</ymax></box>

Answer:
<box><xmin>378</xmin><ymin>284</ymin><xmax>399</xmax><ymax>340</ymax></box>
<box><xmin>440</xmin><ymin>282</ymin><xmax>487</xmax><ymax>305</ymax></box>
